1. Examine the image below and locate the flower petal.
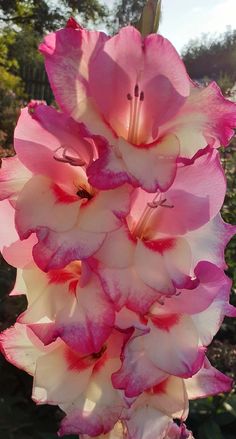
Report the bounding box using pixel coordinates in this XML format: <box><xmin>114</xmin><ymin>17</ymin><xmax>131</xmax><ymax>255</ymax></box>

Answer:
<box><xmin>77</xmin><ymin>184</ymin><xmax>133</xmax><ymax>233</ymax></box>
<box><xmin>185</xmin><ymin>214</ymin><xmax>236</xmax><ymax>270</ymax></box>
<box><xmin>39</xmin><ymin>27</ymin><xmax>113</xmax><ymax>141</ymax></box>
<box><xmin>0</xmin><ymin>323</ymin><xmax>43</xmax><ymax>375</ymax></box>
<box><xmin>113</xmin><ymin>314</ymin><xmax>204</xmax><ymax>396</ymax></box>
<box><xmin>94</xmin><ymin>228</ymin><xmax>161</xmax><ymax>313</ymax></box>
<box><xmin>30</xmin><ymin>273</ymin><xmax>115</xmax><ymax>355</ymax></box>
<box><xmin>14</xmin><ymin>106</ymin><xmax>85</xmax><ymax>185</ymax></box>
<box><xmin>33</xmin><ymin>226</ymin><xmax>106</xmax><ymax>271</ymax></box>
<box><xmin>117</xmin><ymin>134</ymin><xmax>179</xmax><ymax>192</ymax></box>
<box><xmin>145</xmin><ymin>317</ymin><xmax>205</xmax><ymax>377</ymax></box>
<box><xmin>148</xmin><ymin>149</ymin><xmax>226</xmax><ymax>235</ymax></box>
<box><xmin>87</xmin><ymin>145</ymin><xmax>138</xmax><ymax>190</ymax></box>
<box><xmin>59</xmin><ymin>333</ymin><xmax>126</xmax><ymax>436</ymax></box>
<box><xmin>0</xmin><ymin>199</ymin><xmax>36</xmax><ymax>268</ymax></box>
<box><xmin>135</xmin><ymin>237</ymin><xmax>195</xmax><ymax>293</ymax></box>
<box><xmin>160</xmin><ymin>81</ymin><xmax>236</xmax><ymax>157</ymax></box>
<box><xmin>125</xmin><ymin>406</ymin><xmax>170</xmax><ymax>439</ymax></box>
<box><xmin>40</xmin><ymin>26</ymin><xmax>189</xmax><ymax>143</ymax></box>
<box><xmin>161</xmin><ymin>262</ymin><xmax>230</xmax><ymax>315</ymax></box>
<box><xmin>33</xmin><ymin>343</ymin><xmax>93</xmax><ymax>404</ymax></box>
<box><xmin>0</xmin><ymin>155</ymin><xmax>31</xmax><ymax>201</ymax></box>
<box><xmin>88</xmin><ymin>27</ymin><xmax>189</xmax><ymax>142</ymax></box>
<box><xmin>191</xmin><ymin>275</ymin><xmax>232</xmax><ymax>346</ymax></box>
<box><xmin>15</xmin><ymin>175</ymin><xmax>81</xmax><ymax>239</ymax></box>
<box><xmin>185</xmin><ymin>359</ymin><xmax>233</xmax><ymax>399</ymax></box>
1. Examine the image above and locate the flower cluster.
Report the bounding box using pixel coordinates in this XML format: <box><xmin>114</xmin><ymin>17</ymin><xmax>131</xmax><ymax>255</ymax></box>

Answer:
<box><xmin>1</xmin><ymin>21</ymin><xmax>236</xmax><ymax>439</ymax></box>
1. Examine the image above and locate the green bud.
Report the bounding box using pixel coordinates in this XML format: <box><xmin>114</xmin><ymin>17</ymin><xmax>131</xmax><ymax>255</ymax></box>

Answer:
<box><xmin>138</xmin><ymin>0</ymin><xmax>162</xmax><ymax>37</ymax></box>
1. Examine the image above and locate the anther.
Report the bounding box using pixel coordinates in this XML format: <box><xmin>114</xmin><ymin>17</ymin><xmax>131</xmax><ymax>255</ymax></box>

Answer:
<box><xmin>147</xmin><ymin>201</ymin><xmax>161</xmax><ymax>208</ymax></box>
<box><xmin>76</xmin><ymin>188</ymin><xmax>93</xmax><ymax>200</ymax></box>
<box><xmin>160</xmin><ymin>198</ymin><xmax>174</xmax><ymax>208</ymax></box>
<box><xmin>161</xmin><ymin>203</ymin><xmax>174</xmax><ymax>209</ymax></box>
<box><xmin>160</xmin><ymin>198</ymin><xmax>167</xmax><ymax>204</ymax></box>
<box><xmin>92</xmin><ymin>345</ymin><xmax>107</xmax><ymax>359</ymax></box>
<box><xmin>53</xmin><ymin>146</ymin><xmax>86</xmax><ymax>167</ymax></box>
<box><xmin>134</xmin><ymin>84</ymin><xmax>139</xmax><ymax>97</ymax></box>
<box><xmin>157</xmin><ymin>296</ymin><xmax>165</xmax><ymax>305</ymax></box>
<box><xmin>127</xmin><ymin>93</ymin><xmax>132</xmax><ymax>101</ymax></box>
<box><xmin>140</xmin><ymin>91</ymin><xmax>144</xmax><ymax>101</ymax></box>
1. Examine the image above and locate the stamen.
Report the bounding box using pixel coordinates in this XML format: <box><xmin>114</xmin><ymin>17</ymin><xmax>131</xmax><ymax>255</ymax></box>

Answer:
<box><xmin>147</xmin><ymin>200</ymin><xmax>161</xmax><ymax>208</ymax></box>
<box><xmin>132</xmin><ymin>192</ymin><xmax>161</xmax><ymax>239</ymax></box>
<box><xmin>132</xmin><ymin>194</ymin><xmax>174</xmax><ymax>239</ymax></box>
<box><xmin>127</xmin><ymin>83</ymin><xmax>144</xmax><ymax>144</ymax></box>
<box><xmin>53</xmin><ymin>146</ymin><xmax>86</xmax><ymax>167</ymax></box>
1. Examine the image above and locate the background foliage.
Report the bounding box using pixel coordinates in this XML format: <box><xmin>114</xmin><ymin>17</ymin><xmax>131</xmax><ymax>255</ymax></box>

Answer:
<box><xmin>0</xmin><ymin>1</ymin><xmax>236</xmax><ymax>438</ymax></box>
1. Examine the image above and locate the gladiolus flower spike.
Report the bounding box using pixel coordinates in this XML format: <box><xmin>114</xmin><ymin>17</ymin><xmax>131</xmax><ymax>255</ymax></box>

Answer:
<box><xmin>1</xmin><ymin>15</ymin><xmax>236</xmax><ymax>439</ymax></box>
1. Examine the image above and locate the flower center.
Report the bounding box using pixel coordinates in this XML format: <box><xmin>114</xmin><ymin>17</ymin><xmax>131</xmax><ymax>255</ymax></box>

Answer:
<box><xmin>132</xmin><ymin>193</ymin><xmax>174</xmax><ymax>240</ymax></box>
<box><xmin>76</xmin><ymin>187</ymin><xmax>93</xmax><ymax>200</ymax></box>
<box><xmin>91</xmin><ymin>344</ymin><xmax>107</xmax><ymax>359</ymax></box>
<box><xmin>65</xmin><ymin>344</ymin><xmax>107</xmax><ymax>371</ymax></box>
<box><xmin>127</xmin><ymin>83</ymin><xmax>144</xmax><ymax>144</ymax></box>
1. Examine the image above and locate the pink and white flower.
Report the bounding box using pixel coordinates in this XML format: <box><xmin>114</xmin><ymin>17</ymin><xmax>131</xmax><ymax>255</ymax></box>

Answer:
<box><xmin>0</xmin><ymin>323</ymin><xmax>129</xmax><ymax>436</ymax></box>
<box><xmin>119</xmin><ymin>357</ymin><xmax>231</xmax><ymax>439</ymax></box>
<box><xmin>1</xmin><ymin>323</ymin><xmax>231</xmax><ymax>439</ymax></box>
<box><xmin>6</xmin><ymin>104</ymin><xmax>133</xmax><ymax>271</ymax></box>
<box><xmin>18</xmin><ymin>262</ymin><xmax>115</xmax><ymax>356</ymax></box>
<box><xmin>92</xmin><ymin>150</ymin><xmax>227</xmax><ymax>313</ymax></box>
<box><xmin>112</xmin><ymin>263</ymin><xmax>234</xmax><ymax>396</ymax></box>
<box><xmin>40</xmin><ymin>24</ymin><xmax>236</xmax><ymax>192</ymax></box>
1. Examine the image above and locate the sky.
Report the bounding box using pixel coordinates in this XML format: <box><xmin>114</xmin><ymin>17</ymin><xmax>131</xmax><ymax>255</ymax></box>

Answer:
<box><xmin>103</xmin><ymin>0</ymin><xmax>236</xmax><ymax>53</ymax></box>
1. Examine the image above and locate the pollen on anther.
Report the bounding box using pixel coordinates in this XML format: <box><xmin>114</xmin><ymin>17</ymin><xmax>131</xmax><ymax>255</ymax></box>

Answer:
<box><xmin>134</xmin><ymin>84</ymin><xmax>139</xmax><ymax>97</ymax></box>
<box><xmin>76</xmin><ymin>188</ymin><xmax>93</xmax><ymax>200</ymax></box>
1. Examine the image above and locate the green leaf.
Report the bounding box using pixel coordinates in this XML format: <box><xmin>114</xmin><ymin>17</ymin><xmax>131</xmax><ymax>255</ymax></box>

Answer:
<box><xmin>198</xmin><ymin>419</ymin><xmax>223</xmax><ymax>439</ymax></box>
<box><xmin>216</xmin><ymin>411</ymin><xmax>236</xmax><ymax>426</ymax></box>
